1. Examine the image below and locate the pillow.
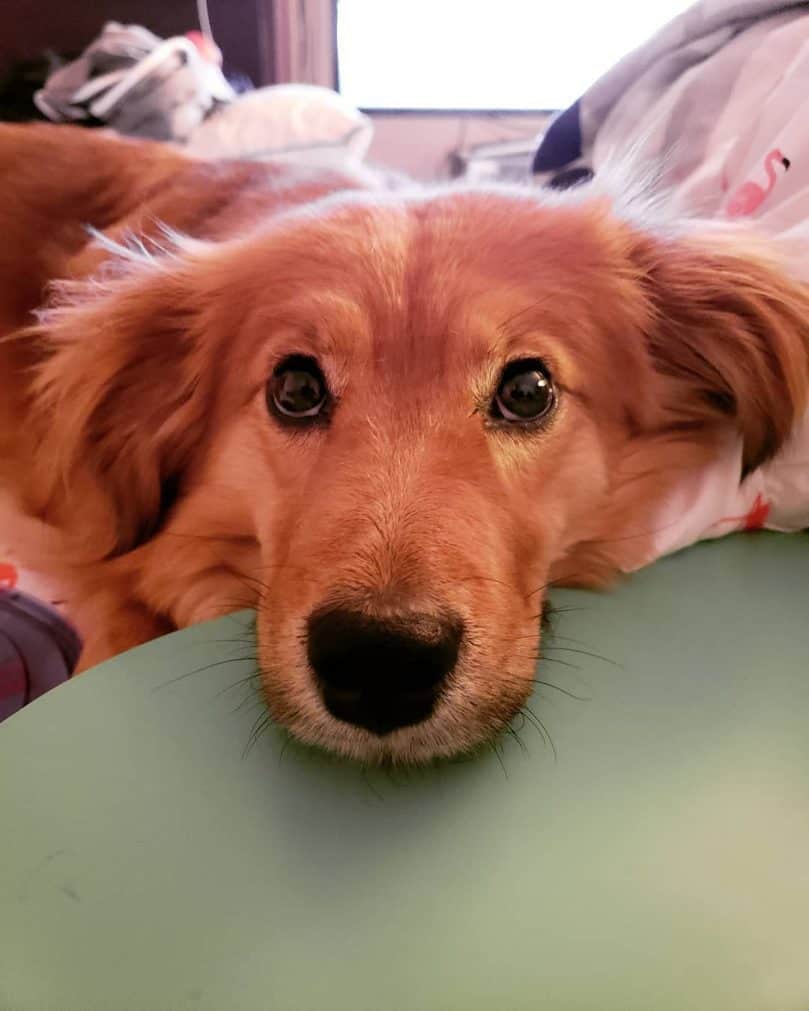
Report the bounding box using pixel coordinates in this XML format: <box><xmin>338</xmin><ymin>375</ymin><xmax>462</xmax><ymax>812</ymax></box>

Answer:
<box><xmin>186</xmin><ymin>83</ymin><xmax>373</xmax><ymax>163</ymax></box>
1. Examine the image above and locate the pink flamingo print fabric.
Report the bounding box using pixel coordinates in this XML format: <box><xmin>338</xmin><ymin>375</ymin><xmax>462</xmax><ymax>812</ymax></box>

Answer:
<box><xmin>725</xmin><ymin>150</ymin><xmax>791</xmax><ymax>217</ymax></box>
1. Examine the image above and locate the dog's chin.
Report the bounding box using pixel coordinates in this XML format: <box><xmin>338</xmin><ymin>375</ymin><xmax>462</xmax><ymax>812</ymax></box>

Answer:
<box><xmin>275</xmin><ymin>700</ymin><xmax>519</xmax><ymax>766</ymax></box>
<box><xmin>257</xmin><ymin>665</ymin><xmax>532</xmax><ymax>765</ymax></box>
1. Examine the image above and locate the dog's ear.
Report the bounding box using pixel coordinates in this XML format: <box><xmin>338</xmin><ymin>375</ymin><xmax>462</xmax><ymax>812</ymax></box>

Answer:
<box><xmin>632</xmin><ymin>227</ymin><xmax>809</xmax><ymax>474</ymax></box>
<box><xmin>27</xmin><ymin>255</ymin><xmax>215</xmax><ymax>558</ymax></box>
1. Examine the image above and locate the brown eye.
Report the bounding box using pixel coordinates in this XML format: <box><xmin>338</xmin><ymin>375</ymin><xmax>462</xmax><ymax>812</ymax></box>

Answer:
<box><xmin>492</xmin><ymin>358</ymin><xmax>555</xmax><ymax>423</ymax></box>
<box><xmin>268</xmin><ymin>355</ymin><xmax>329</xmax><ymax>421</ymax></box>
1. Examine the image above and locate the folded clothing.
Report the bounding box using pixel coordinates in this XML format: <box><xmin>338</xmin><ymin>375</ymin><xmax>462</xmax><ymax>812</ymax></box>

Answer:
<box><xmin>34</xmin><ymin>21</ymin><xmax>235</xmax><ymax>141</ymax></box>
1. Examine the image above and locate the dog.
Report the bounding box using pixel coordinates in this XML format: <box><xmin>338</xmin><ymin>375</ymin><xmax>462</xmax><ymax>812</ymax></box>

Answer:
<box><xmin>1</xmin><ymin>124</ymin><xmax>808</xmax><ymax>763</ymax></box>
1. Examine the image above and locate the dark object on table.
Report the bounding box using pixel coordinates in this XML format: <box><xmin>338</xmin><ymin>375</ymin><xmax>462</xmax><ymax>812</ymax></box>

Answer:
<box><xmin>0</xmin><ymin>589</ymin><xmax>81</xmax><ymax>722</ymax></box>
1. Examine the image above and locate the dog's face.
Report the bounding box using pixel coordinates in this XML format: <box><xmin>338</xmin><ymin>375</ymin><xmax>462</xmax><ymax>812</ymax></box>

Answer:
<box><xmin>244</xmin><ymin>225</ymin><xmax>611</xmax><ymax>760</ymax></box>
<box><xmin>30</xmin><ymin>188</ymin><xmax>809</xmax><ymax>763</ymax></box>
<box><xmin>175</xmin><ymin>191</ymin><xmax>657</xmax><ymax>762</ymax></box>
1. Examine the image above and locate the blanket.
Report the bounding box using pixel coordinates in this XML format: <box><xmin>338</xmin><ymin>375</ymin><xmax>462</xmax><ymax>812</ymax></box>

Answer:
<box><xmin>534</xmin><ymin>0</ymin><xmax>809</xmax><ymax>566</ymax></box>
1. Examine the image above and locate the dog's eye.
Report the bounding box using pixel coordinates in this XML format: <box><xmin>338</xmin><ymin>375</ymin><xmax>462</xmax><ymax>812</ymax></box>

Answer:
<box><xmin>268</xmin><ymin>356</ymin><xmax>329</xmax><ymax>421</ymax></box>
<box><xmin>492</xmin><ymin>359</ymin><xmax>555</xmax><ymax>423</ymax></box>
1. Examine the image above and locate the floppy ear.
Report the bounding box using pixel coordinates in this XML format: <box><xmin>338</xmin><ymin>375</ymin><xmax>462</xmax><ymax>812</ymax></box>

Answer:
<box><xmin>632</xmin><ymin>228</ymin><xmax>809</xmax><ymax>474</ymax></box>
<box><xmin>27</xmin><ymin>256</ymin><xmax>215</xmax><ymax>558</ymax></box>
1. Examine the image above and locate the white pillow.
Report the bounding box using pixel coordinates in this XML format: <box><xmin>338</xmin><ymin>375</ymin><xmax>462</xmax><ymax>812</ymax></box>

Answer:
<box><xmin>186</xmin><ymin>84</ymin><xmax>373</xmax><ymax>163</ymax></box>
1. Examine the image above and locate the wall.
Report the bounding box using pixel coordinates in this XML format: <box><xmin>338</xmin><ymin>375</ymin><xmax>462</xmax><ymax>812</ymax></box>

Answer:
<box><xmin>0</xmin><ymin>0</ymin><xmax>270</xmax><ymax>86</ymax></box>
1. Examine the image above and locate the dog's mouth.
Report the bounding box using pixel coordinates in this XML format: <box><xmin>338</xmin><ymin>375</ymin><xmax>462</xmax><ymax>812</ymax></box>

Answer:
<box><xmin>256</xmin><ymin>599</ymin><xmax>545</xmax><ymax>764</ymax></box>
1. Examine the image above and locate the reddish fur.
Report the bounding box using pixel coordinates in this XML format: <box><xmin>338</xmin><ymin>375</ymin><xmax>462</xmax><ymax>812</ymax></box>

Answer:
<box><xmin>1</xmin><ymin>124</ymin><xmax>808</xmax><ymax>762</ymax></box>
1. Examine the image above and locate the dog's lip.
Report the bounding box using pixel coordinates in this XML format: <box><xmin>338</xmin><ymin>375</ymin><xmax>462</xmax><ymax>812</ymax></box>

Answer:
<box><xmin>320</xmin><ymin>683</ymin><xmax>439</xmax><ymax>737</ymax></box>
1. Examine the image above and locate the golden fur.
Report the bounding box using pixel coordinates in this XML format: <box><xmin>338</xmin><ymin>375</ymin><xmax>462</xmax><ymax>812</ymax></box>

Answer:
<box><xmin>2</xmin><ymin>124</ymin><xmax>808</xmax><ymax>762</ymax></box>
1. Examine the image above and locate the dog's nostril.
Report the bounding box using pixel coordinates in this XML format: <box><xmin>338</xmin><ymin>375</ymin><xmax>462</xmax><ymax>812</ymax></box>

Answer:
<box><xmin>306</xmin><ymin>606</ymin><xmax>464</xmax><ymax>735</ymax></box>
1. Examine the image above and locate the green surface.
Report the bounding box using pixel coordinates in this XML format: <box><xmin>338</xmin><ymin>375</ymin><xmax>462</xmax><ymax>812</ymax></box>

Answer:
<box><xmin>1</xmin><ymin>533</ymin><xmax>808</xmax><ymax>1011</ymax></box>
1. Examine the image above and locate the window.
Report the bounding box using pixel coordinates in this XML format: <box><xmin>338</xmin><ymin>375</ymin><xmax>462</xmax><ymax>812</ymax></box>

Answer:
<box><xmin>337</xmin><ymin>0</ymin><xmax>692</xmax><ymax>112</ymax></box>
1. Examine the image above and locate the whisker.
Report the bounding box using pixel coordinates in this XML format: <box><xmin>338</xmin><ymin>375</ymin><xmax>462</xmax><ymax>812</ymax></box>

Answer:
<box><xmin>243</xmin><ymin>711</ymin><xmax>273</xmax><ymax>758</ymax></box>
<box><xmin>504</xmin><ymin>724</ymin><xmax>528</xmax><ymax>754</ymax></box>
<box><xmin>523</xmin><ymin>580</ymin><xmax>554</xmax><ymax>602</ymax></box>
<box><xmin>231</xmin><ymin>691</ymin><xmax>268</xmax><ymax>717</ymax></box>
<box><xmin>544</xmin><ymin>631</ymin><xmax>599</xmax><ymax>647</ymax></box>
<box><xmin>538</xmin><ymin>656</ymin><xmax>581</xmax><ymax>670</ymax></box>
<box><xmin>153</xmin><ymin>654</ymin><xmax>259</xmax><ymax>691</ymax></box>
<box><xmin>523</xmin><ymin>572</ymin><xmax>599</xmax><ymax>602</ymax></box>
<box><xmin>490</xmin><ymin>740</ymin><xmax>509</xmax><ymax>779</ymax></box>
<box><xmin>533</xmin><ymin>679</ymin><xmax>589</xmax><ymax>702</ymax></box>
<box><xmin>521</xmin><ymin>704</ymin><xmax>557</xmax><ymax>762</ymax></box>
<box><xmin>542</xmin><ymin>604</ymin><xmax>591</xmax><ymax>616</ymax></box>
<box><xmin>213</xmin><ymin>669</ymin><xmax>264</xmax><ymax>699</ymax></box>
<box><xmin>542</xmin><ymin>645</ymin><xmax>619</xmax><ymax>666</ymax></box>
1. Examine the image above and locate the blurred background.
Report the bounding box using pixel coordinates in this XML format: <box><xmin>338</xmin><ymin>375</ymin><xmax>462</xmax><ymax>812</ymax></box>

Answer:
<box><xmin>0</xmin><ymin>0</ymin><xmax>691</xmax><ymax>179</ymax></box>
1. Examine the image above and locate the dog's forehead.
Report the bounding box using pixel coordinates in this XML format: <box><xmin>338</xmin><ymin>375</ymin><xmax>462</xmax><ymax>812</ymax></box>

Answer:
<box><xmin>340</xmin><ymin>192</ymin><xmax>619</xmax><ymax>370</ymax></box>
<box><xmin>230</xmin><ymin>189</ymin><xmax>626</xmax><ymax>390</ymax></box>
<box><xmin>246</xmin><ymin>187</ymin><xmax>614</xmax><ymax>298</ymax></box>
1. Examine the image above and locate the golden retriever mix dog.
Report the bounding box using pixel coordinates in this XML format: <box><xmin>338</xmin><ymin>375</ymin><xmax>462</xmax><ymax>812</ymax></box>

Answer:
<box><xmin>1</xmin><ymin>124</ymin><xmax>808</xmax><ymax>762</ymax></box>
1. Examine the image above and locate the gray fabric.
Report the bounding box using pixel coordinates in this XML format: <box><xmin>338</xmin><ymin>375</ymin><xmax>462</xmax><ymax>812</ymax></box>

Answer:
<box><xmin>535</xmin><ymin>0</ymin><xmax>809</xmax><ymax>186</ymax></box>
<box><xmin>579</xmin><ymin>2</ymin><xmax>808</xmax><ymax>148</ymax></box>
<box><xmin>34</xmin><ymin>21</ymin><xmax>234</xmax><ymax>141</ymax></box>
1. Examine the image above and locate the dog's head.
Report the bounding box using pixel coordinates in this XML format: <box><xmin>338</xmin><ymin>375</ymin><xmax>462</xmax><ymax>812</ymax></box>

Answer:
<box><xmin>28</xmin><ymin>185</ymin><xmax>809</xmax><ymax>762</ymax></box>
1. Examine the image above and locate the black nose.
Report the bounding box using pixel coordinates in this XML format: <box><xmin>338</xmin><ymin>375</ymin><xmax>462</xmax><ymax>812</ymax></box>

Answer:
<box><xmin>306</xmin><ymin>606</ymin><xmax>464</xmax><ymax>735</ymax></box>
